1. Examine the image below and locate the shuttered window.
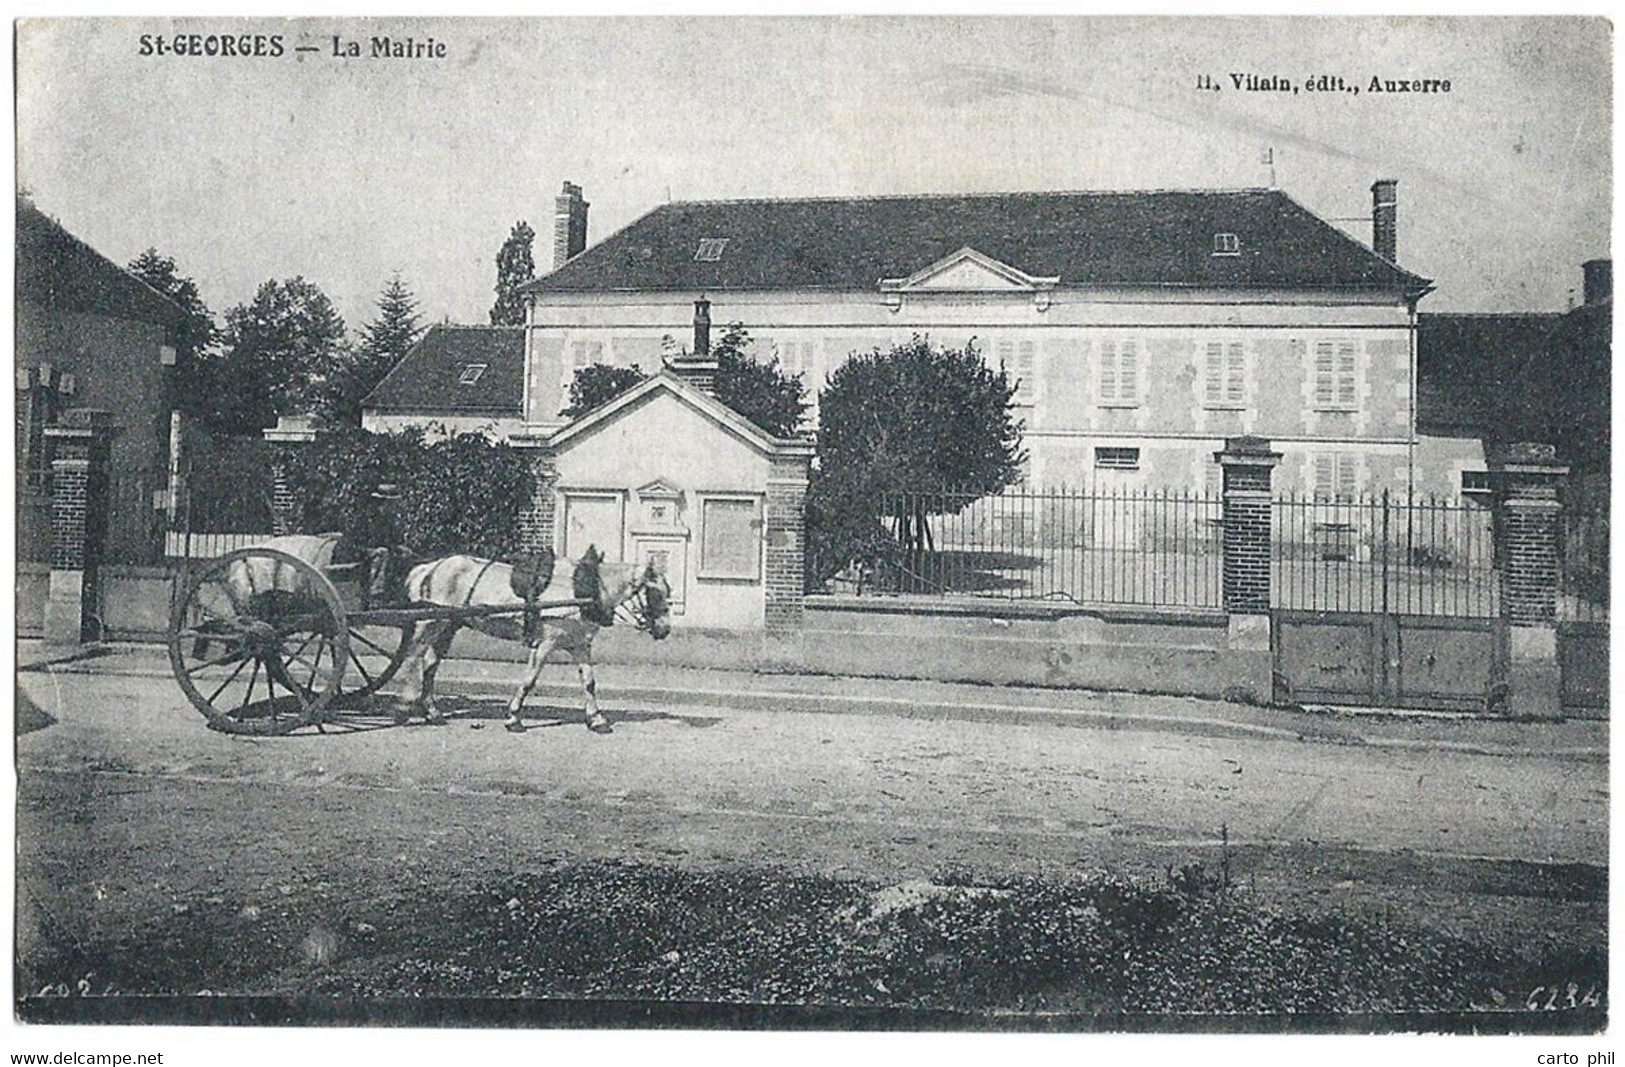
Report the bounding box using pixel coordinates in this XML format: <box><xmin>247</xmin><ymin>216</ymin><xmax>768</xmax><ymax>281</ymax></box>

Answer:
<box><xmin>1203</xmin><ymin>341</ymin><xmax>1246</xmax><ymax>407</ymax></box>
<box><xmin>699</xmin><ymin>496</ymin><xmax>761</xmax><ymax>580</ymax></box>
<box><xmin>569</xmin><ymin>339</ymin><xmax>605</xmax><ymax>370</ymax></box>
<box><xmin>994</xmin><ymin>338</ymin><xmax>1038</xmax><ymax>403</ymax></box>
<box><xmin>1313</xmin><ymin>340</ymin><xmax>1358</xmax><ymax>410</ymax></box>
<box><xmin>1098</xmin><ymin>339</ymin><xmax>1140</xmax><ymax>406</ymax></box>
<box><xmin>1312</xmin><ymin>454</ymin><xmax>1360</xmax><ymax>503</ymax></box>
<box><xmin>776</xmin><ymin>338</ymin><xmax>816</xmax><ymax>379</ymax></box>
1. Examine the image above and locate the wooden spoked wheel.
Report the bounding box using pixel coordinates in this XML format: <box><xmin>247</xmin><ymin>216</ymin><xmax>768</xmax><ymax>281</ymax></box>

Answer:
<box><xmin>331</xmin><ymin>617</ymin><xmax>414</xmax><ymax>704</ymax></box>
<box><xmin>168</xmin><ymin>548</ymin><xmax>348</xmax><ymax>735</ymax></box>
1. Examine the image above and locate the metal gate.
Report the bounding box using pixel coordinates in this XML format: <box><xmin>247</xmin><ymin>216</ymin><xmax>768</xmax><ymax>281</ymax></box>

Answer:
<box><xmin>166</xmin><ymin>427</ymin><xmax>276</xmax><ymax>560</ymax></box>
<box><xmin>1271</xmin><ymin>494</ymin><xmax>1507</xmax><ymax>711</ymax></box>
<box><xmin>1557</xmin><ymin>499</ymin><xmax>1608</xmax><ymax>716</ymax></box>
<box><xmin>1273</xmin><ymin>610</ymin><xmax>1508</xmax><ymax>712</ymax></box>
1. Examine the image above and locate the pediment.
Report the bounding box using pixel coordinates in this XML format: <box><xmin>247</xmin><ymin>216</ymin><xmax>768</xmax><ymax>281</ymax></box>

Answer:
<box><xmin>879</xmin><ymin>247</ymin><xmax>1059</xmax><ymax>293</ymax></box>
<box><xmin>636</xmin><ymin>478</ymin><xmax>683</xmax><ymax>499</ymax></box>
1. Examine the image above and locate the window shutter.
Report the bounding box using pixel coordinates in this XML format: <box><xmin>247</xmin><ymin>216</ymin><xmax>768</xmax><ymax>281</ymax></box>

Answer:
<box><xmin>1120</xmin><ymin>340</ymin><xmax>1138</xmax><ymax>400</ymax></box>
<box><xmin>1336</xmin><ymin>342</ymin><xmax>1358</xmax><ymax>408</ymax></box>
<box><xmin>1099</xmin><ymin>341</ymin><xmax>1118</xmax><ymax>401</ymax></box>
<box><xmin>1313</xmin><ymin>455</ymin><xmax>1334</xmax><ymax>501</ymax></box>
<box><xmin>1226</xmin><ymin>343</ymin><xmax>1246</xmax><ymax>403</ymax></box>
<box><xmin>1204</xmin><ymin>342</ymin><xmax>1222</xmax><ymax>404</ymax></box>
<box><xmin>1314</xmin><ymin>342</ymin><xmax>1335</xmax><ymax>406</ymax></box>
<box><xmin>1337</xmin><ymin>455</ymin><xmax>1358</xmax><ymax>501</ymax></box>
<box><xmin>1016</xmin><ymin>340</ymin><xmax>1036</xmax><ymax>401</ymax></box>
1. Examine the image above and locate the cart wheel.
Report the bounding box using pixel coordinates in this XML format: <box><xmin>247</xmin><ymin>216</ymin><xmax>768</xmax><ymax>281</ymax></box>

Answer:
<box><xmin>333</xmin><ymin>618</ymin><xmax>415</xmax><ymax>702</ymax></box>
<box><xmin>169</xmin><ymin>548</ymin><xmax>349</xmax><ymax>735</ymax></box>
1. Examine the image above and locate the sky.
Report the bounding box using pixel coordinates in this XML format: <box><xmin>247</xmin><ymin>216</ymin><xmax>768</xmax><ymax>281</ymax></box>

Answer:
<box><xmin>15</xmin><ymin>16</ymin><xmax>1613</xmax><ymax>333</ymax></box>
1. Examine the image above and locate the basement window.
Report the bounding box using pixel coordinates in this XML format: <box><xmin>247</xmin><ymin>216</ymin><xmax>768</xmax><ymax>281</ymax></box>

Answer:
<box><xmin>1461</xmin><ymin>470</ymin><xmax>1493</xmax><ymax>495</ymax></box>
<box><xmin>694</xmin><ymin>238</ymin><xmax>730</xmax><ymax>262</ymax></box>
<box><xmin>458</xmin><ymin>363</ymin><xmax>487</xmax><ymax>385</ymax></box>
<box><xmin>1095</xmin><ymin>447</ymin><xmax>1141</xmax><ymax>471</ymax></box>
<box><xmin>1212</xmin><ymin>232</ymin><xmax>1241</xmax><ymax>256</ymax></box>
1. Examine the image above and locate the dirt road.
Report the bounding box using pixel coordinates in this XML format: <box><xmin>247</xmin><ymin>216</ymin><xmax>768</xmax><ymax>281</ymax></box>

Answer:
<box><xmin>14</xmin><ymin>666</ymin><xmax>1608</xmax><ymax>1015</ymax></box>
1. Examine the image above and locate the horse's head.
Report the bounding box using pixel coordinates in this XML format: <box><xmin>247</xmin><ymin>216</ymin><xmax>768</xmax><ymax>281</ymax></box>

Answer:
<box><xmin>633</xmin><ymin>561</ymin><xmax>672</xmax><ymax>640</ymax></box>
<box><xmin>572</xmin><ymin>546</ymin><xmax>671</xmax><ymax>639</ymax></box>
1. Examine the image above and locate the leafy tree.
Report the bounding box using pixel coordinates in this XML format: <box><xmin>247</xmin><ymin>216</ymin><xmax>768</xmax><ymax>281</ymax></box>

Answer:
<box><xmin>127</xmin><ymin>248</ymin><xmax>224</xmax><ymax>425</ymax></box>
<box><xmin>489</xmin><ymin>221</ymin><xmax>536</xmax><ymax>326</ymax></box>
<box><xmin>280</xmin><ymin>425</ymin><xmax>532</xmax><ymax>558</ymax></box>
<box><xmin>332</xmin><ymin>274</ymin><xmax>426</xmax><ymax>425</ymax></box>
<box><xmin>128</xmin><ymin>248</ymin><xmax>217</xmax><ymax>364</ymax></box>
<box><xmin>709</xmin><ymin>325</ymin><xmax>807</xmax><ymax>439</ymax></box>
<box><xmin>806</xmin><ymin>335</ymin><xmax>1025</xmax><ymax>586</ymax></box>
<box><xmin>217</xmin><ymin>277</ymin><xmax>351</xmax><ymax>433</ymax></box>
<box><xmin>558</xmin><ymin>324</ymin><xmax>807</xmax><ymax>438</ymax></box>
<box><xmin>562</xmin><ymin>363</ymin><xmax>649</xmax><ymax>419</ymax></box>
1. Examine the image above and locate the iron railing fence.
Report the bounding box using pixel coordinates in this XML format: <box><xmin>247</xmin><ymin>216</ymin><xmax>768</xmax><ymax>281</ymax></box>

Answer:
<box><xmin>1271</xmin><ymin>492</ymin><xmax>1498</xmax><ymax>617</ymax></box>
<box><xmin>1558</xmin><ymin>502</ymin><xmax>1609</xmax><ymax>623</ymax></box>
<box><xmin>866</xmin><ymin>487</ymin><xmax>1225</xmax><ymax>609</ymax></box>
<box><xmin>845</xmin><ymin>487</ymin><xmax>1515</xmax><ymax>620</ymax></box>
<box><xmin>164</xmin><ymin>432</ymin><xmax>276</xmax><ymax>560</ymax></box>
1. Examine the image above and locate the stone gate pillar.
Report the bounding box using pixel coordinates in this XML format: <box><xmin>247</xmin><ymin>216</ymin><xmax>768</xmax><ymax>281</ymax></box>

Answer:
<box><xmin>1214</xmin><ymin>436</ymin><xmax>1282</xmax><ymax>697</ymax></box>
<box><xmin>1488</xmin><ymin>442</ymin><xmax>1568</xmax><ymax>719</ymax></box>
<box><xmin>764</xmin><ymin>440</ymin><xmax>815</xmax><ymax>635</ymax></box>
<box><xmin>263</xmin><ymin>414</ymin><xmax>321</xmax><ymax>536</ymax></box>
<box><xmin>43</xmin><ymin>409</ymin><xmax>115</xmax><ymax>646</ymax></box>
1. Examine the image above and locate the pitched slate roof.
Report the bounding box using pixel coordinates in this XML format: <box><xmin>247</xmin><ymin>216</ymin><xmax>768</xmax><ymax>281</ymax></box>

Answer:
<box><xmin>362</xmin><ymin>325</ymin><xmax>524</xmax><ymax>415</ymax></box>
<box><xmin>524</xmin><ymin>188</ymin><xmax>1430</xmax><ymax>296</ymax></box>
<box><xmin>16</xmin><ymin>198</ymin><xmax>186</xmax><ymax>328</ymax></box>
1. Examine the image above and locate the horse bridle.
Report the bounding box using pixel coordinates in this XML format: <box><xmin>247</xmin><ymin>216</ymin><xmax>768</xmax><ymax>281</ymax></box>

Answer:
<box><xmin>615</xmin><ymin>572</ymin><xmax>669</xmax><ymax>633</ymax></box>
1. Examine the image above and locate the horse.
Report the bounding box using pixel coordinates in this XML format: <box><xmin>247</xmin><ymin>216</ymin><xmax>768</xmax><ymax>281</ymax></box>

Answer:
<box><xmin>390</xmin><ymin>545</ymin><xmax>671</xmax><ymax>734</ymax></box>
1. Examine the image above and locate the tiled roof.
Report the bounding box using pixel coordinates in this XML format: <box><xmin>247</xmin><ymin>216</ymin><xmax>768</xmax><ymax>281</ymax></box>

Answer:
<box><xmin>362</xmin><ymin>325</ymin><xmax>524</xmax><ymax>415</ymax></box>
<box><xmin>524</xmin><ymin>188</ymin><xmax>1430</xmax><ymax>295</ymax></box>
<box><xmin>16</xmin><ymin>198</ymin><xmax>186</xmax><ymax>328</ymax></box>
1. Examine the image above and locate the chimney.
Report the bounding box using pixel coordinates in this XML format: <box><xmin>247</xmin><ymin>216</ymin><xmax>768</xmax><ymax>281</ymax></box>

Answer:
<box><xmin>553</xmin><ymin>181</ymin><xmax>589</xmax><ymax>269</ymax></box>
<box><xmin>1371</xmin><ymin>179</ymin><xmax>1398</xmax><ymax>263</ymax></box>
<box><xmin>668</xmin><ymin>299</ymin><xmax>719</xmax><ymax>394</ymax></box>
<box><xmin>692</xmin><ymin>298</ymin><xmax>711</xmax><ymax>356</ymax></box>
<box><xmin>1582</xmin><ymin>259</ymin><xmax>1611</xmax><ymax>306</ymax></box>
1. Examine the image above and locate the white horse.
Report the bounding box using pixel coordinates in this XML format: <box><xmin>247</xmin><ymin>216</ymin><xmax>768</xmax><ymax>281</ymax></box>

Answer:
<box><xmin>390</xmin><ymin>545</ymin><xmax>671</xmax><ymax>733</ymax></box>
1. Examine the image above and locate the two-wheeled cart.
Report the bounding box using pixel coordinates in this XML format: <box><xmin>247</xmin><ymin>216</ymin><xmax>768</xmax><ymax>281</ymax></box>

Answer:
<box><xmin>168</xmin><ymin>546</ymin><xmax>580</xmax><ymax>735</ymax></box>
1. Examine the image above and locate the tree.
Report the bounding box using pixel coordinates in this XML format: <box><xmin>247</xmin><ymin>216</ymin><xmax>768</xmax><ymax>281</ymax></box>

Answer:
<box><xmin>127</xmin><ymin>248</ymin><xmax>224</xmax><ymax>424</ymax></box>
<box><xmin>558</xmin><ymin>324</ymin><xmax>808</xmax><ymax>437</ymax></box>
<box><xmin>561</xmin><ymin>363</ymin><xmax>649</xmax><ymax>419</ymax></box>
<box><xmin>709</xmin><ymin>325</ymin><xmax>807</xmax><ymax>439</ymax></box>
<box><xmin>128</xmin><ymin>248</ymin><xmax>217</xmax><ymax>364</ymax></box>
<box><xmin>806</xmin><ymin>335</ymin><xmax>1025</xmax><ymax>585</ymax></box>
<box><xmin>489</xmin><ymin>221</ymin><xmax>536</xmax><ymax>326</ymax></box>
<box><xmin>332</xmin><ymin>274</ymin><xmax>426</xmax><ymax>425</ymax></box>
<box><xmin>217</xmin><ymin>277</ymin><xmax>350</xmax><ymax>433</ymax></box>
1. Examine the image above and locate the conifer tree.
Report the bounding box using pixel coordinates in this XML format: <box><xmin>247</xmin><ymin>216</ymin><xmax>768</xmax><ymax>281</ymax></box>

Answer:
<box><xmin>489</xmin><ymin>221</ymin><xmax>536</xmax><ymax>326</ymax></box>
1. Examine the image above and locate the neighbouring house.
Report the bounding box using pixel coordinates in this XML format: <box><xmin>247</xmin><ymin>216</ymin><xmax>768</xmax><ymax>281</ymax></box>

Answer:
<box><xmin>16</xmin><ymin>196</ymin><xmax>186</xmax><ymax>567</ymax></box>
<box><xmin>514</xmin><ymin>179</ymin><xmax>1449</xmax><ymax>500</ymax></box>
<box><xmin>361</xmin><ymin>324</ymin><xmax>526</xmax><ymax>439</ymax></box>
<box><xmin>1416</xmin><ymin>259</ymin><xmax>1611</xmax><ymax>505</ymax></box>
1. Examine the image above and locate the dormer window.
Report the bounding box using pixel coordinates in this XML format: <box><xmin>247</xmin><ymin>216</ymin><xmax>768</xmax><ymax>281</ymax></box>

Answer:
<box><xmin>694</xmin><ymin>238</ymin><xmax>729</xmax><ymax>262</ymax></box>
<box><xmin>458</xmin><ymin>363</ymin><xmax>487</xmax><ymax>385</ymax></box>
<box><xmin>1213</xmin><ymin>233</ymin><xmax>1241</xmax><ymax>256</ymax></box>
